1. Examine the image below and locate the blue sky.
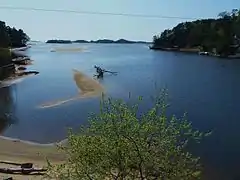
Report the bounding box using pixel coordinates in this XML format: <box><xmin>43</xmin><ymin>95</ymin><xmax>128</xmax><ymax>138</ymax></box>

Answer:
<box><xmin>0</xmin><ymin>0</ymin><xmax>239</xmax><ymax>41</ymax></box>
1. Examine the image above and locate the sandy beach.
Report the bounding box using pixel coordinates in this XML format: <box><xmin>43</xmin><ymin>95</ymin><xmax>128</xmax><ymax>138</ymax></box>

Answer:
<box><xmin>0</xmin><ymin>137</ymin><xmax>66</xmax><ymax>180</ymax></box>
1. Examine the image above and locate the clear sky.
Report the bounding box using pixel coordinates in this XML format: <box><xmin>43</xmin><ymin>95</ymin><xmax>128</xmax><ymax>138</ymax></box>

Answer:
<box><xmin>0</xmin><ymin>0</ymin><xmax>239</xmax><ymax>41</ymax></box>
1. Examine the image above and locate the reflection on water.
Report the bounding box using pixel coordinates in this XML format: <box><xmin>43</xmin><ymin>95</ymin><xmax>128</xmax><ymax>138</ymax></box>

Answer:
<box><xmin>38</xmin><ymin>69</ymin><xmax>104</xmax><ymax>109</ymax></box>
<box><xmin>0</xmin><ymin>86</ymin><xmax>17</xmax><ymax>134</ymax></box>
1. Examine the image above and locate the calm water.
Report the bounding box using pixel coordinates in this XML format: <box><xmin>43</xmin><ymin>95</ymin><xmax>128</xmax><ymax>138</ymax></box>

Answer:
<box><xmin>1</xmin><ymin>43</ymin><xmax>240</xmax><ymax>179</ymax></box>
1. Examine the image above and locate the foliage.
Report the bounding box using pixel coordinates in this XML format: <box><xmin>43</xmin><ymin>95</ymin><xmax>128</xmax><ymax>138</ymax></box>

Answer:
<box><xmin>0</xmin><ymin>20</ymin><xmax>29</xmax><ymax>66</ymax></box>
<box><xmin>47</xmin><ymin>93</ymin><xmax>210</xmax><ymax>180</ymax></box>
<box><xmin>0</xmin><ymin>20</ymin><xmax>29</xmax><ymax>48</ymax></box>
<box><xmin>0</xmin><ymin>48</ymin><xmax>11</xmax><ymax>66</ymax></box>
<box><xmin>153</xmin><ymin>9</ymin><xmax>240</xmax><ymax>56</ymax></box>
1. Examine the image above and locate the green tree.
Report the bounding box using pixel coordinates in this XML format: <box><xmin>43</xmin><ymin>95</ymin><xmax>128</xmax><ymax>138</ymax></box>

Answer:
<box><xmin>0</xmin><ymin>20</ymin><xmax>29</xmax><ymax>48</ymax></box>
<box><xmin>152</xmin><ymin>9</ymin><xmax>240</xmax><ymax>57</ymax></box>
<box><xmin>8</xmin><ymin>27</ymin><xmax>29</xmax><ymax>47</ymax></box>
<box><xmin>47</xmin><ymin>93</ymin><xmax>210</xmax><ymax>180</ymax></box>
<box><xmin>0</xmin><ymin>20</ymin><xmax>29</xmax><ymax>66</ymax></box>
<box><xmin>0</xmin><ymin>21</ymin><xmax>10</xmax><ymax>48</ymax></box>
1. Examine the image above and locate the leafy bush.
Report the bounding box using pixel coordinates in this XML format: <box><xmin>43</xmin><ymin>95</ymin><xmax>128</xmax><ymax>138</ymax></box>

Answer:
<box><xmin>47</xmin><ymin>93</ymin><xmax>210</xmax><ymax>180</ymax></box>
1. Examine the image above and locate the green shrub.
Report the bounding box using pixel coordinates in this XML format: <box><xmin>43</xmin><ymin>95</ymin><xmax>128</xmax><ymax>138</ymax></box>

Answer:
<box><xmin>47</xmin><ymin>93</ymin><xmax>210</xmax><ymax>180</ymax></box>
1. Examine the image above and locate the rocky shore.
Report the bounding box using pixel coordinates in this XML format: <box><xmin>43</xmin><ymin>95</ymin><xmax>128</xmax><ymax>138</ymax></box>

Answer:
<box><xmin>149</xmin><ymin>46</ymin><xmax>240</xmax><ymax>59</ymax></box>
<box><xmin>0</xmin><ymin>47</ymin><xmax>39</xmax><ymax>87</ymax></box>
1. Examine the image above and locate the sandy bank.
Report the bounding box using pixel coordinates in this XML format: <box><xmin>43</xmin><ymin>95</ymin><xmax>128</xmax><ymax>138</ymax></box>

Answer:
<box><xmin>0</xmin><ymin>136</ymin><xmax>66</xmax><ymax>179</ymax></box>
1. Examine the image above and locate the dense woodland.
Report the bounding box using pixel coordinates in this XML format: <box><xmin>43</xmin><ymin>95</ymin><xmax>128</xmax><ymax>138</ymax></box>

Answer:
<box><xmin>0</xmin><ymin>20</ymin><xmax>29</xmax><ymax>48</ymax></box>
<box><xmin>0</xmin><ymin>20</ymin><xmax>29</xmax><ymax>66</ymax></box>
<box><xmin>152</xmin><ymin>9</ymin><xmax>240</xmax><ymax>56</ymax></box>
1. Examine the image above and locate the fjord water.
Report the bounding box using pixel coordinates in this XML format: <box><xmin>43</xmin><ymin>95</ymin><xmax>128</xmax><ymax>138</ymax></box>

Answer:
<box><xmin>1</xmin><ymin>43</ymin><xmax>240</xmax><ymax>179</ymax></box>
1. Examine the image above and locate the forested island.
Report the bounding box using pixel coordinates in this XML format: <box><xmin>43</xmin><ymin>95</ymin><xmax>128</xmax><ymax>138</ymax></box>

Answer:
<box><xmin>151</xmin><ymin>9</ymin><xmax>240</xmax><ymax>58</ymax></box>
<box><xmin>46</xmin><ymin>39</ymin><xmax>149</xmax><ymax>44</ymax></box>
<box><xmin>46</xmin><ymin>39</ymin><xmax>72</xmax><ymax>44</ymax></box>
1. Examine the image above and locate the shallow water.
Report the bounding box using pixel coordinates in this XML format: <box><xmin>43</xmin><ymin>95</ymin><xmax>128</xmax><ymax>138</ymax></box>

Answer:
<box><xmin>1</xmin><ymin>43</ymin><xmax>240</xmax><ymax>179</ymax></box>
<box><xmin>38</xmin><ymin>69</ymin><xmax>104</xmax><ymax>108</ymax></box>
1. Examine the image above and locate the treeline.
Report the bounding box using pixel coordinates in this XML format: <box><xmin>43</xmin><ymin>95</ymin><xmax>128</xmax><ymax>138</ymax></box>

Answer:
<box><xmin>152</xmin><ymin>9</ymin><xmax>240</xmax><ymax>56</ymax></box>
<box><xmin>0</xmin><ymin>20</ymin><xmax>29</xmax><ymax>48</ymax></box>
<box><xmin>46</xmin><ymin>39</ymin><xmax>149</xmax><ymax>44</ymax></box>
<box><xmin>46</xmin><ymin>39</ymin><xmax>72</xmax><ymax>44</ymax></box>
<box><xmin>0</xmin><ymin>20</ymin><xmax>29</xmax><ymax>67</ymax></box>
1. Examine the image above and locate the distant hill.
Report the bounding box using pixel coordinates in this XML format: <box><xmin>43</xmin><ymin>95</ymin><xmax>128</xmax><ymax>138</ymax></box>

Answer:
<box><xmin>83</xmin><ymin>39</ymin><xmax>150</xmax><ymax>44</ymax></box>
<box><xmin>91</xmin><ymin>39</ymin><xmax>115</xmax><ymax>43</ymax></box>
<box><xmin>115</xmin><ymin>39</ymin><xmax>135</xmax><ymax>44</ymax></box>
<box><xmin>46</xmin><ymin>39</ymin><xmax>150</xmax><ymax>44</ymax></box>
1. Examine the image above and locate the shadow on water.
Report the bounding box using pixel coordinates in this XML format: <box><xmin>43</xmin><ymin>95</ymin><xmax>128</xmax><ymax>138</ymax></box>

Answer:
<box><xmin>0</xmin><ymin>86</ymin><xmax>18</xmax><ymax>134</ymax></box>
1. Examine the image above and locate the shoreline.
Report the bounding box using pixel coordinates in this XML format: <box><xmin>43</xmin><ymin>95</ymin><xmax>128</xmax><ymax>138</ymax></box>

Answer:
<box><xmin>0</xmin><ymin>136</ymin><xmax>66</xmax><ymax>179</ymax></box>
<box><xmin>0</xmin><ymin>135</ymin><xmax>67</xmax><ymax>146</ymax></box>
<box><xmin>149</xmin><ymin>46</ymin><xmax>199</xmax><ymax>53</ymax></box>
<box><xmin>0</xmin><ymin>135</ymin><xmax>67</xmax><ymax>160</ymax></box>
<box><xmin>149</xmin><ymin>46</ymin><xmax>240</xmax><ymax>59</ymax></box>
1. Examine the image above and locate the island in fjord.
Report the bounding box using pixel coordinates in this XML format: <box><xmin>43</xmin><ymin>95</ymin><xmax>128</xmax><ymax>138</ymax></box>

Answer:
<box><xmin>46</xmin><ymin>38</ymin><xmax>150</xmax><ymax>44</ymax></box>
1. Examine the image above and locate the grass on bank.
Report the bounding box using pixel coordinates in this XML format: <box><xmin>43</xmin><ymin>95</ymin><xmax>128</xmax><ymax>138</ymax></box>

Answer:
<box><xmin>47</xmin><ymin>92</ymin><xmax>210</xmax><ymax>180</ymax></box>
